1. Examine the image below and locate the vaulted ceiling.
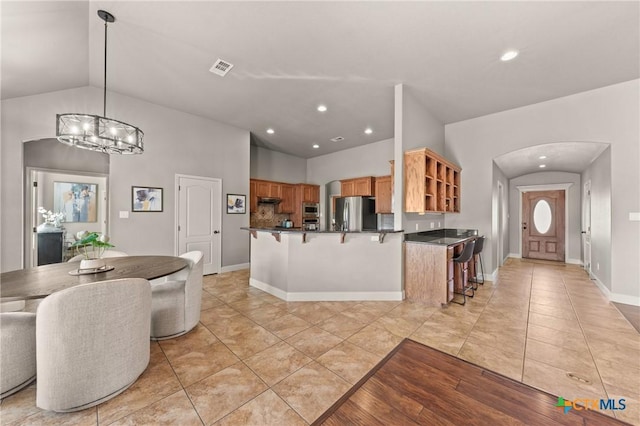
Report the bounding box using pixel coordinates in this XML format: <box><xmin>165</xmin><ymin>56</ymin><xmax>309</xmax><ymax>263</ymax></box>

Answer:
<box><xmin>2</xmin><ymin>1</ymin><xmax>639</xmax><ymax>162</ymax></box>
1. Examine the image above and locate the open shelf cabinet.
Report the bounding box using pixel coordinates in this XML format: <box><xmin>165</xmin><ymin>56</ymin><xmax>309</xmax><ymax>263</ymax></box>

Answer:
<box><xmin>404</xmin><ymin>148</ymin><xmax>461</xmax><ymax>214</ymax></box>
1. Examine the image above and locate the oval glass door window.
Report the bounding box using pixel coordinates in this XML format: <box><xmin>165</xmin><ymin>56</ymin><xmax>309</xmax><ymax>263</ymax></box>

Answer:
<box><xmin>533</xmin><ymin>200</ymin><xmax>552</xmax><ymax>234</ymax></box>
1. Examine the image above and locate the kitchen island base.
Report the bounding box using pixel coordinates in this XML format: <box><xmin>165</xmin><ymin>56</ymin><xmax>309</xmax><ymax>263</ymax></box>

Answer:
<box><xmin>247</xmin><ymin>229</ymin><xmax>403</xmax><ymax>301</ymax></box>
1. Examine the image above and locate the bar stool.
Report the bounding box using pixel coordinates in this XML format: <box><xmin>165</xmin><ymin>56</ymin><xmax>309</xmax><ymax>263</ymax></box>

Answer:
<box><xmin>470</xmin><ymin>236</ymin><xmax>486</xmax><ymax>290</ymax></box>
<box><xmin>452</xmin><ymin>239</ymin><xmax>476</xmax><ymax>305</ymax></box>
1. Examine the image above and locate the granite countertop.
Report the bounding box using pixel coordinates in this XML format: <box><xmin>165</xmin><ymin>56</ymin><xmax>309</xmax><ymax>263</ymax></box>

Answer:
<box><xmin>242</xmin><ymin>227</ymin><xmax>403</xmax><ymax>234</ymax></box>
<box><xmin>404</xmin><ymin>229</ymin><xmax>478</xmax><ymax>246</ymax></box>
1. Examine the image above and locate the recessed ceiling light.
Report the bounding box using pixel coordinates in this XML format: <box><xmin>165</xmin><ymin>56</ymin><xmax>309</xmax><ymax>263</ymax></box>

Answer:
<box><xmin>312</xmin><ymin>144</ymin><xmax>320</xmax><ymax>149</ymax></box>
<box><xmin>317</xmin><ymin>105</ymin><xmax>327</xmax><ymax>112</ymax></box>
<box><xmin>500</xmin><ymin>49</ymin><xmax>519</xmax><ymax>62</ymax></box>
<box><xmin>539</xmin><ymin>155</ymin><xmax>547</xmax><ymax>159</ymax></box>
<box><xmin>364</xmin><ymin>128</ymin><xmax>373</xmax><ymax>135</ymax></box>
<box><xmin>266</xmin><ymin>128</ymin><xmax>274</xmax><ymax>134</ymax></box>
<box><xmin>539</xmin><ymin>164</ymin><xmax>546</xmax><ymax>168</ymax></box>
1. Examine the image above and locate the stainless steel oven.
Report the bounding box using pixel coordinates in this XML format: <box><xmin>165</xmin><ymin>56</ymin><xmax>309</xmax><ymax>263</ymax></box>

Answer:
<box><xmin>302</xmin><ymin>217</ymin><xmax>319</xmax><ymax>231</ymax></box>
<box><xmin>302</xmin><ymin>203</ymin><xmax>319</xmax><ymax>216</ymax></box>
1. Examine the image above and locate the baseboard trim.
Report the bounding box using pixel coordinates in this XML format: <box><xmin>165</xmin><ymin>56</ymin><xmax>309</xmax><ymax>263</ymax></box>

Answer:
<box><xmin>508</xmin><ymin>253</ymin><xmax>521</xmax><ymax>259</ymax></box>
<box><xmin>610</xmin><ymin>293</ymin><xmax>640</xmax><ymax>306</ymax></box>
<box><xmin>220</xmin><ymin>263</ymin><xmax>250</xmax><ymax>273</ymax></box>
<box><xmin>566</xmin><ymin>258</ymin><xmax>583</xmax><ymax>266</ymax></box>
<box><xmin>250</xmin><ymin>278</ymin><xmax>404</xmax><ymax>302</ymax></box>
<box><xmin>591</xmin><ymin>275</ymin><xmax>640</xmax><ymax>307</ymax></box>
<box><xmin>250</xmin><ymin>278</ymin><xmax>288</xmax><ymax>300</ymax></box>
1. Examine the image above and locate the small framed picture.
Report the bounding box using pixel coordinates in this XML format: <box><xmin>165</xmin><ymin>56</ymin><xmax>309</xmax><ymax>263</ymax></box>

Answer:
<box><xmin>227</xmin><ymin>194</ymin><xmax>246</xmax><ymax>214</ymax></box>
<box><xmin>132</xmin><ymin>186</ymin><xmax>163</xmax><ymax>212</ymax></box>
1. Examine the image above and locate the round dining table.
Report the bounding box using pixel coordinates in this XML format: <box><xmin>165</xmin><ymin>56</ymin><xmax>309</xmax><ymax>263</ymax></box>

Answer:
<box><xmin>0</xmin><ymin>256</ymin><xmax>189</xmax><ymax>300</ymax></box>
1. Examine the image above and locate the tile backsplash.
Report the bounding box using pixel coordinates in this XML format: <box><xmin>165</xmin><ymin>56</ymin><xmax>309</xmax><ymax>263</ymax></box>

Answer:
<box><xmin>250</xmin><ymin>204</ymin><xmax>290</xmax><ymax>228</ymax></box>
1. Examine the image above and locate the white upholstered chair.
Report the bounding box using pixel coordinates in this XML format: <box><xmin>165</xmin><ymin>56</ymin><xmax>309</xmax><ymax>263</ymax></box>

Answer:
<box><xmin>0</xmin><ymin>312</ymin><xmax>37</xmax><ymax>399</ymax></box>
<box><xmin>150</xmin><ymin>251</ymin><xmax>204</xmax><ymax>340</ymax></box>
<box><xmin>67</xmin><ymin>250</ymin><xmax>129</xmax><ymax>262</ymax></box>
<box><xmin>36</xmin><ymin>278</ymin><xmax>151</xmax><ymax>412</ymax></box>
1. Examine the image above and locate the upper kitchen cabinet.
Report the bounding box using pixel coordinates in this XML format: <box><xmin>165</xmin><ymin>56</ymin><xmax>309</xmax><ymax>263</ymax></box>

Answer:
<box><xmin>404</xmin><ymin>148</ymin><xmax>461</xmax><ymax>213</ymax></box>
<box><xmin>298</xmin><ymin>184</ymin><xmax>320</xmax><ymax>203</ymax></box>
<box><xmin>374</xmin><ymin>175</ymin><xmax>392</xmax><ymax>214</ymax></box>
<box><xmin>255</xmin><ymin>180</ymin><xmax>281</xmax><ymax>198</ymax></box>
<box><xmin>278</xmin><ymin>184</ymin><xmax>296</xmax><ymax>214</ymax></box>
<box><xmin>340</xmin><ymin>176</ymin><xmax>375</xmax><ymax>197</ymax></box>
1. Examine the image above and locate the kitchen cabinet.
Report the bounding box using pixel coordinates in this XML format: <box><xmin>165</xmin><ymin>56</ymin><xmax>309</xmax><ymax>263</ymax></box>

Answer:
<box><xmin>292</xmin><ymin>183</ymin><xmax>320</xmax><ymax>227</ymax></box>
<box><xmin>340</xmin><ymin>176</ymin><xmax>375</xmax><ymax>197</ymax></box>
<box><xmin>299</xmin><ymin>184</ymin><xmax>320</xmax><ymax>203</ymax></box>
<box><xmin>374</xmin><ymin>175</ymin><xmax>392</xmax><ymax>214</ymax></box>
<box><xmin>404</xmin><ymin>148</ymin><xmax>460</xmax><ymax>213</ymax></box>
<box><xmin>255</xmin><ymin>180</ymin><xmax>281</xmax><ymax>198</ymax></box>
<box><xmin>278</xmin><ymin>184</ymin><xmax>295</xmax><ymax>214</ymax></box>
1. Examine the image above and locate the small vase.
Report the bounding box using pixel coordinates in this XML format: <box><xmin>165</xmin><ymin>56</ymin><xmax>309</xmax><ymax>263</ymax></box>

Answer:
<box><xmin>37</xmin><ymin>222</ymin><xmax>59</xmax><ymax>233</ymax></box>
<box><xmin>79</xmin><ymin>258</ymin><xmax>106</xmax><ymax>271</ymax></box>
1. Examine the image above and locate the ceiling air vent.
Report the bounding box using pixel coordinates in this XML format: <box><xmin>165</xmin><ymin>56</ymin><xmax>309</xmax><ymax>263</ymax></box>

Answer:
<box><xmin>330</xmin><ymin>136</ymin><xmax>345</xmax><ymax>142</ymax></box>
<box><xmin>209</xmin><ymin>58</ymin><xmax>234</xmax><ymax>77</ymax></box>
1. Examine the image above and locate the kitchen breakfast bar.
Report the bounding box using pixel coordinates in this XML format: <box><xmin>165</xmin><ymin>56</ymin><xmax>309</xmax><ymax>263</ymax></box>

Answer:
<box><xmin>243</xmin><ymin>227</ymin><xmax>404</xmax><ymax>301</ymax></box>
<box><xmin>404</xmin><ymin>229</ymin><xmax>479</xmax><ymax>306</ymax></box>
<box><xmin>243</xmin><ymin>227</ymin><xmax>479</xmax><ymax>304</ymax></box>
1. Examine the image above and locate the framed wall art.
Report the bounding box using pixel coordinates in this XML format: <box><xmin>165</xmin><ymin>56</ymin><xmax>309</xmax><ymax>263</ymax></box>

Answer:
<box><xmin>132</xmin><ymin>186</ymin><xmax>163</xmax><ymax>212</ymax></box>
<box><xmin>53</xmin><ymin>181</ymin><xmax>98</xmax><ymax>223</ymax></box>
<box><xmin>227</xmin><ymin>194</ymin><xmax>246</xmax><ymax>214</ymax></box>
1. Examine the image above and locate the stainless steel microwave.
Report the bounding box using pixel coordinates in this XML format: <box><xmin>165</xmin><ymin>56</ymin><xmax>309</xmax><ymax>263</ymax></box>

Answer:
<box><xmin>302</xmin><ymin>203</ymin><xmax>319</xmax><ymax>216</ymax></box>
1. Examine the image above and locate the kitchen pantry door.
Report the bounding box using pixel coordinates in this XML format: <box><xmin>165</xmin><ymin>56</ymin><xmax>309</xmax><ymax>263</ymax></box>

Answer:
<box><xmin>176</xmin><ymin>175</ymin><xmax>221</xmax><ymax>275</ymax></box>
<box><xmin>522</xmin><ymin>190</ymin><xmax>565</xmax><ymax>261</ymax></box>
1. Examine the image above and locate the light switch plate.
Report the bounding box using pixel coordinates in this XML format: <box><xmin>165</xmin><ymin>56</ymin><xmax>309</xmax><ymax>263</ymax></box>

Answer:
<box><xmin>119</xmin><ymin>211</ymin><xmax>129</xmax><ymax>219</ymax></box>
<box><xmin>630</xmin><ymin>212</ymin><xmax>640</xmax><ymax>221</ymax></box>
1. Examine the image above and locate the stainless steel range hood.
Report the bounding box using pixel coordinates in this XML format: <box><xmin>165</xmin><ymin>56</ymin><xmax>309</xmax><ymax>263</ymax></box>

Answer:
<box><xmin>258</xmin><ymin>197</ymin><xmax>281</xmax><ymax>204</ymax></box>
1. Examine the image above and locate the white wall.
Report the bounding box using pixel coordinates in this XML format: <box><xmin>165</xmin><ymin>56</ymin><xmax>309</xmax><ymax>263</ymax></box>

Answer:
<box><xmin>508</xmin><ymin>171</ymin><xmax>582</xmax><ymax>264</ymax></box>
<box><xmin>582</xmin><ymin>147</ymin><xmax>612</xmax><ymax>292</ymax></box>
<box><xmin>1</xmin><ymin>86</ymin><xmax>251</xmax><ymax>271</ymax></box>
<box><xmin>396</xmin><ymin>84</ymin><xmax>446</xmax><ymax>233</ymax></box>
<box><xmin>307</xmin><ymin>138</ymin><xmax>394</xmax><ymax>184</ymax></box>
<box><xmin>445</xmin><ymin>79</ymin><xmax>639</xmax><ymax>302</ymax></box>
<box><xmin>250</xmin><ymin>145</ymin><xmax>307</xmax><ymax>183</ymax></box>
<box><xmin>492</xmin><ymin>162</ymin><xmax>509</xmax><ymax>270</ymax></box>
<box><xmin>307</xmin><ymin>138</ymin><xmax>394</xmax><ymax>230</ymax></box>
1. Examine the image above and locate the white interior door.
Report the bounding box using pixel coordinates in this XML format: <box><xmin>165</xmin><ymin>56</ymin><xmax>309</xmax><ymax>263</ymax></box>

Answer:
<box><xmin>583</xmin><ymin>181</ymin><xmax>592</xmax><ymax>274</ymax></box>
<box><xmin>176</xmin><ymin>175</ymin><xmax>221</xmax><ymax>275</ymax></box>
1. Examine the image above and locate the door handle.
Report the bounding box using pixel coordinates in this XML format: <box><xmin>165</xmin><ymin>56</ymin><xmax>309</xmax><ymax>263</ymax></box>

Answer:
<box><xmin>213</xmin><ymin>230</ymin><xmax>220</xmax><ymax>234</ymax></box>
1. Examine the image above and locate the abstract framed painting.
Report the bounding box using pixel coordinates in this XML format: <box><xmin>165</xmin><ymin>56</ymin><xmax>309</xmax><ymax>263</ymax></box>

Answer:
<box><xmin>227</xmin><ymin>194</ymin><xmax>246</xmax><ymax>214</ymax></box>
<box><xmin>132</xmin><ymin>186</ymin><xmax>163</xmax><ymax>212</ymax></box>
<box><xmin>53</xmin><ymin>181</ymin><xmax>98</xmax><ymax>223</ymax></box>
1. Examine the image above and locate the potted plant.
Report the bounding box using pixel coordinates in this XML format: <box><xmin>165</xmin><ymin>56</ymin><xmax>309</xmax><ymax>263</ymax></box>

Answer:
<box><xmin>71</xmin><ymin>231</ymin><xmax>114</xmax><ymax>270</ymax></box>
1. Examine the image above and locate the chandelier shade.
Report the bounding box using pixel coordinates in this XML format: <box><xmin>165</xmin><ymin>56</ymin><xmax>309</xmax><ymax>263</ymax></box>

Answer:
<box><xmin>57</xmin><ymin>113</ymin><xmax>144</xmax><ymax>154</ymax></box>
<box><xmin>56</xmin><ymin>10</ymin><xmax>144</xmax><ymax>154</ymax></box>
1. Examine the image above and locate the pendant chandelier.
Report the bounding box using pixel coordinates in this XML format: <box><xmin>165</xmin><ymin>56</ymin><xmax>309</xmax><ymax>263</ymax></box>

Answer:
<box><xmin>56</xmin><ymin>10</ymin><xmax>144</xmax><ymax>154</ymax></box>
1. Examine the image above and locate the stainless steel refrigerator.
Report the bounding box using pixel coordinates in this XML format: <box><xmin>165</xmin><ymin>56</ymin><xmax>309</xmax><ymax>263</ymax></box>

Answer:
<box><xmin>335</xmin><ymin>196</ymin><xmax>377</xmax><ymax>231</ymax></box>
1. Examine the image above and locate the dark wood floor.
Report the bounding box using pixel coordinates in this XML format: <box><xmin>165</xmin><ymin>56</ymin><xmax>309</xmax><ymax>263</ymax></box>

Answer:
<box><xmin>314</xmin><ymin>339</ymin><xmax>629</xmax><ymax>426</ymax></box>
<box><xmin>613</xmin><ymin>302</ymin><xmax>640</xmax><ymax>333</ymax></box>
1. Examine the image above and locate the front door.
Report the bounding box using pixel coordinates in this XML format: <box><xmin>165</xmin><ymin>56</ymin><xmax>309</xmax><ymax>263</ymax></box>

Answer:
<box><xmin>177</xmin><ymin>175</ymin><xmax>221</xmax><ymax>275</ymax></box>
<box><xmin>522</xmin><ymin>190</ymin><xmax>565</xmax><ymax>261</ymax></box>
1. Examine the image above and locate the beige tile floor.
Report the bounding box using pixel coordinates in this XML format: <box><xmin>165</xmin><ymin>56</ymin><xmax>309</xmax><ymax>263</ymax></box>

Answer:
<box><xmin>2</xmin><ymin>258</ymin><xmax>639</xmax><ymax>425</ymax></box>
